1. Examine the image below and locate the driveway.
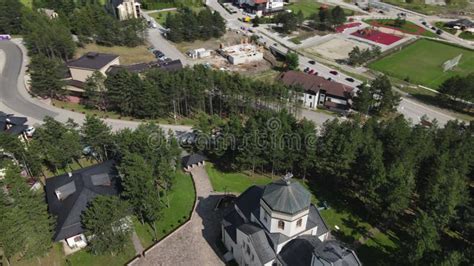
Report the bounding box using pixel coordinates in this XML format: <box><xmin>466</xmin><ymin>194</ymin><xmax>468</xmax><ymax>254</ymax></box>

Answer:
<box><xmin>132</xmin><ymin>166</ymin><xmax>226</xmax><ymax>266</ymax></box>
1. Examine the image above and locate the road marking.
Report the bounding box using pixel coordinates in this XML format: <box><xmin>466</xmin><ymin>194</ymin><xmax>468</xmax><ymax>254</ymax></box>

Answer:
<box><xmin>402</xmin><ymin>98</ymin><xmax>455</xmax><ymax>120</ymax></box>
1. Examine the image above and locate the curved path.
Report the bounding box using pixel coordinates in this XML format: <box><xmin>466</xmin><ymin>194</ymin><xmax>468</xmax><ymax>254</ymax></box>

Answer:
<box><xmin>132</xmin><ymin>166</ymin><xmax>226</xmax><ymax>266</ymax></box>
<box><xmin>0</xmin><ymin>40</ymin><xmax>192</xmax><ymax>132</ymax></box>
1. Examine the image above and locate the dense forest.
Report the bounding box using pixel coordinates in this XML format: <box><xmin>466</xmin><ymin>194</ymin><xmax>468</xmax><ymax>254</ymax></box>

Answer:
<box><xmin>438</xmin><ymin>73</ymin><xmax>474</xmax><ymax>113</ymax></box>
<box><xmin>83</xmin><ymin>65</ymin><xmax>302</xmax><ymax>119</ymax></box>
<box><xmin>164</xmin><ymin>7</ymin><xmax>226</xmax><ymax>42</ymax></box>
<box><xmin>195</xmin><ymin>109</ymin><xmax>474</xmax><ymax>265</ymax></box>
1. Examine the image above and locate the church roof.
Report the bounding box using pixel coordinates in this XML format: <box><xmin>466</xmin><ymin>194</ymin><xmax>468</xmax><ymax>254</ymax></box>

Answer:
<box><xmin>262</xmin><ymin>179</ymin><xmax>311</xmax><ymax>215</ymax></box>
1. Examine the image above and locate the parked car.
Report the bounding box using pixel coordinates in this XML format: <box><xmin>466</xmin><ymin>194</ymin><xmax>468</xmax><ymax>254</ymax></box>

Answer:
<box><xmin>0</xmin><ymin>34</ymin><xmax>11</xmax><ymax>40</ymax></box>
<box><xmin>421</xmin><ymin>21</ymin><xmax>427</xmax><ymax>26</ymax></box>
<box><xmin>313</xmin><ymin>72</ymin><xmax>318</xmax><ymax>76</ymax></box>
<box><xmin>436</xmin><ymin>29</ymin><xmax>443</xmax><ymax>35</ymax></box>
<box><xmin>308</xmin><ymin>60</ymin><xmax>316</xmax><ymax>65</ymax></box>
<box><xmin>345</xmin><ymin>77</ymin><xmax>355</xmax><ymax>82</ymax></box>
<box><xmin>153</xmin><ymin>50</ymin><xmax>165</xmax><ymax>58</ymax></box>
<box><xmin>378</xmin><ymin>10</ymin><xmax>384</xmax><ymax>14</ymax></box>
<box><xmin>327</xmin><ymin>77</ymin><xmax>332</xmax><ymax>81</ymax></box>
<box><xmin>329</xmin><ymin>70</ymin><xmax>338</xmax><ymax>75</ymax></box>
<box><xmin>431</xmin><ymin>26</ymin><xmax>436</xmax><ymax>30</ymax></box>
<box><xmin>24</xmin><ymin>126</ymin><xmax>35</xmax><ymax>137</ymax></box>
<box><xmin>304</xmin><ymin>67</ymin><xmax>310</xmax><ymax>72</ymax></box>
<box><xmin>308</xmin><ymin>69</ymin><xmax>314</xmax><ymax>74</ymax></box>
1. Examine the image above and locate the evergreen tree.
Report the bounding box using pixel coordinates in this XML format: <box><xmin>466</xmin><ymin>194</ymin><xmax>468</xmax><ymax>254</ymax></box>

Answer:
<box><xmin>370</xmin><ymin>75</ymin><xmax>400</xmax><ymax>115</ymax></box>
<box><xmin>330</xmin><ymin>6</ymin><xmax>346</xmax><ymax>26</ymax></box>
<box><xmin>29</xmin><ymin>55</ymin><xmax>66</xmax><ymax>99</ymax></box>
<box><xmin>82</xmin><ymin>196</ymin><xmax>131</xmax><ymax>255</ymax></box>
<box><xmin>403</xmin><ymin>212</ymin><xmax>440</xmax><ymax>264</ymax></box>
<box><xmin>84</xmin><ymin>71</ymin><xmax>108</xmax><ymax>111</ymax></box>
<box><xmin>0</xmin><ymin>167</ymin><xmax>53</xmax><ymax>261</ymax></box>
<box><xmin>285</xmin><ymin>52</ymin><xmax>299</xmax><ymax>70</ymax></box>
<box><xmin>0</xmin><ymin>0</ymin><xmax>24</xmax><ymax>34</ymax></box>
<box><xmin>80</xmin><ymin>115</ymin><xmax>113</xmax><ymax>162</ymax></box>
<box><xmin>352</xmin><ymin>83</ymin><xmax>374</xmax><ymax>115</ymax></box>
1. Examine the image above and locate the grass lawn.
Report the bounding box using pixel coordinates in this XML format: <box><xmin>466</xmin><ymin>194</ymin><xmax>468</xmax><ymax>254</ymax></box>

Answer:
<box><xmin>381</xmin><ymin>0</ymin><xmax>468</xmax><ymax>15</ymax></box>
<box><xmin>459</xmin><ymin>31</ymin><xmax>474</xmax><ymax>41</ymax></box>
<box><xmin>134</xmin><ymin>171</ymin><xmax>195</xmax><ymax>247</ymax></box>
<box><xmin>42</xmin><ymin>157</ymin><xmax>97</xmax><ymax>180</ymax></box>
<box><xmin>51</xmin><ymin>100</ymin><xmax>196</xmax><ymax>126</ymax></box>
<box><xmin>286</xmin><ymin>0</ymin><xmax>355</xmax><ymax>18</ymax></box>
<box><xmin>75</xmin><ymin>43</ymin><xmax>155</xmax><ymax>65</ymax></box>
<box><xmin>364</xmin><ymin>19</ymin><xmax>437</xmax><ymax>38</ymax></box>
<box><xmin>14</xmin><ymin>241</ymin><xmax>136</xmax><ymax>266</ymax></box>
<box><xmin>150</xmin><ymin>10</ymin><xmax>177</xmax><ymax>25</ymax></box>
<box><xmin>205</xmin><ymin>163</ymin><xmax>272</xmax><ymax>193</ymax></box>
<box><xmin>20</xmin><ymin>0</ymin><xmax>32</xmax><ymax>8</ymax></box>
<box><xmin>368</xmin><ymin>39</ymin><xmax>474</xmax><ymax>89</ymax></box>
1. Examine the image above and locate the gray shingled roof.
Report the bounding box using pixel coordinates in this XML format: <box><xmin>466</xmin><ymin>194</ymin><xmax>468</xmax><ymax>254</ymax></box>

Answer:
<box><xmin>181</xmin><ymin>153</ymin><xmax>207</xmax><ymax>168</ymax></box>
<box><xmin>278</xmin><ymin>236</ymin><xmax>361</xmax><ymax>266</ymax></box>
<box><xmin>238</xmin><ymin>223</ymin><xmax>276</xmax><ymax>264</ymax></box>
<box><xmin>45</xmin><ymin>160</ymin><xmax>120</xmax><ymax>241</ymax></box>
<box><xmin>262</xmin><ymin>179</ymin><xmax>311</xmax><ymax>215</ymax></box>
<box><xmin>235</xmin><ymin>185</ymin><xmax>264</xmax><ymax>219</ymax></box>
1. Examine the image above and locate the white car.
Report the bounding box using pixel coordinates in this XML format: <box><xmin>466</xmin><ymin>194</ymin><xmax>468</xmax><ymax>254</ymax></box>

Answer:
<box><xmin>25</xmin><ymin>126</ymin><xmax>35</xmax><ymax>137</ymax></box>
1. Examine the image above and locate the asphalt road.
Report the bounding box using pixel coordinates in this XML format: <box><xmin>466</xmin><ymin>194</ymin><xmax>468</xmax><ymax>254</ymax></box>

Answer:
<box><xmin>0</xmin><ymin>40</ymin><xmax>192</xmax><ymax>132</ymax></box>
<box><xmin>0</xmin><ymin>41</ymin><xmax>57</xmax><ymax>120</ymax></box>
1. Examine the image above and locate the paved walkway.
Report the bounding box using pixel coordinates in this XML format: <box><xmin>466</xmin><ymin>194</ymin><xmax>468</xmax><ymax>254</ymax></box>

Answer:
<box><xmin>132</xmin><ymin>231</ymin><xmax>145</xmax><ymax>255</ymax></box>
<box><xmin>132</xmin><ymin>166</ymin><xmax>226</xmax><ymax>266</ymax></box>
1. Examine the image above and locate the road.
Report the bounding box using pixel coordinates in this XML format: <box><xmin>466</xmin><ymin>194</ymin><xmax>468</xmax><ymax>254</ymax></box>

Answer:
<box><xmin>142</xmin><ymin>12</ymin><xmax>191</xmax><ymax>66</ymax></box>
<box><xmin>0</xmin><ymin>40</ymin><xmax>192</xmax><ymax>132</ymax></box>
<box><xmin>205</xmin><ymin>0</ymin><xmax>458</xmax><ymax>125</ymax></box>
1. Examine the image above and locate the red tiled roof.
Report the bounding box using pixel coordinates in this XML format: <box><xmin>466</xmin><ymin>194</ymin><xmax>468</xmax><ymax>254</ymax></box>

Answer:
<box><xmin>253</xmin><ymin>0</ymin><xmax>267</xmax><ymax>4</ymax></box>
<box><xmin>278</xmin><ymin>71</ymin><xmax>353</xmax><ymax>99</ymax></box>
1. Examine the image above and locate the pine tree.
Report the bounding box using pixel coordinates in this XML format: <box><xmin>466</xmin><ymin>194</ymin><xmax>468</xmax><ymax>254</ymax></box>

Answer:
<box><xmin>82</xmin><ymin>195</ymin><xmax>131</xmax><ymax>255</ymax></box>
<box><xmin>29</xmin><ymin>55</ymin><xmax>66</xmax><ymax>99</ymax></box>
<box><xmin>80</xmin><ymin>115</ymin><xmax>113</xmax><ymax>162</ymax></box>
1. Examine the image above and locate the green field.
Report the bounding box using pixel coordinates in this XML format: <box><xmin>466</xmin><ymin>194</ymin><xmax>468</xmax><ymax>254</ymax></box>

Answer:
<box><xmin>369</xmin><ymin>39</ymin><xmax>474</xmax><ymax>89</ymax></box>
<box><xmin>287</xmin><ymin>0</ymin><xmax>355</xmax><ymax>18</ymax></box>
<box><xmin>205</xmin><ymin>163</ymin><xmax>272</xmax><ymax>193</ymax></box>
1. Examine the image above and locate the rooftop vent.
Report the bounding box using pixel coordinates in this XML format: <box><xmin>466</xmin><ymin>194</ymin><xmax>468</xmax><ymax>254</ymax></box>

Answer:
<box><xmin>86</xmin><ymin>52</ymin><xmax>99</xmax><ymax>58</ymax></box>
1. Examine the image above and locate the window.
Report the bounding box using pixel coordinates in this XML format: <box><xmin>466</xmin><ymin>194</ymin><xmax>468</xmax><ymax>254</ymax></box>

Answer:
<box><xmin>308</xmin><ymin>95</ymin><xmax>312</xmax><ymax>99</ymax></box>
<box><xmin>297</xmin><ymin>219</ymin><xmax>302</xmax><ymax>227</ymax></box>
<box><xmin>278</xmin><ymin>220</ymin><xmax>285</xmax><ymax>230</ymax></box>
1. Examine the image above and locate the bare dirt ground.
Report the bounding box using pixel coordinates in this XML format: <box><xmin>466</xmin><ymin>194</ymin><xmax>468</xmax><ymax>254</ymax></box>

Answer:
<box><xmin>303</xmin><ymin>37</ymin><xmax>371</xmax><ymax>61</ymax></box>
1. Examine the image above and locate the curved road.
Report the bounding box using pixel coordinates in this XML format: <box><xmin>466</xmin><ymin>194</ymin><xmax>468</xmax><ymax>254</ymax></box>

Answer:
<box><xmin>0</xmin><ymin>40</ymin><xmax>192</xmax><ymax>132</ymax></box>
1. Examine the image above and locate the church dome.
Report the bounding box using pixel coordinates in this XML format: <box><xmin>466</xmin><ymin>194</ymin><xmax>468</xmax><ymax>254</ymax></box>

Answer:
<box><xmin>262</xmin><ymin>178</ymin><xmax>311</xmax><ymax>215</ymax></box>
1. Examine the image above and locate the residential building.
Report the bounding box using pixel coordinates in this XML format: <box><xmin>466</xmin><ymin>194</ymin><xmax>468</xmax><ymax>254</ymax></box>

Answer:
<box><xmin>45</xmin><ymin>160</ymin><xmax>120</xmax><ymax>252</ymax></box>
<box><xmin>64</xmin><ymin>52</ymin><xmax>120</xmax><ymax>95</ymax></box>
<box><xmin>107</xmin><ymin>0</ymin><xmax>141</xmax><ymax>20</ymax></box>
<box><xmin>0</xmin><ymin>112</ymin><xmax>30</xmax><ymax>142</ymax></box>
<box><xmin>235</xmin><ymin>0</ymin><xmax>284</xmax><ymax>15</ymax></box>
<box><xmin>444</xmin><ymin>19</ymin><xmax>474</xmax><ymax>32</ymax></box>
<box><xmin>218</xmin><ymin>43</ymin><xmax>264</xmax><ymax>65</ymax></box>
<box><xmin>278</xmin><ymin>71</ymin><xmax>354</xmax><ymax>112</ymax></box>
<box><xmin>221</xmin><ymin>174</ymin><xmax>361</xmax><ymax>266</ymax></box>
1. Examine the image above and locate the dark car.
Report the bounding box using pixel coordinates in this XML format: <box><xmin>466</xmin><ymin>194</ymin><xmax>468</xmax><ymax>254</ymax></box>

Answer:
<box><xmin>422</xmin><ymin>21</ymin><xmax>427</xmax><ymax>25</ymax></box>
<box><xmin>329</xmin><ymin>70</ymin><xmax>338</xmax><ymax>75</ymax></box>
<box><xmin>378</xmin><ymin>10</ymin><xmax>384</xmax><ymax>14</ymax></box>
<box><xmin>327</xmin><ymin>77</ymin><xmax>332</xmax><ymax>81</ymax></box>
<box><xmin>313</xmin><ymin>72</ymin><xmax>318</xmax><ymax>76</ymax></box>
<box><xmin>308</xmin><ymin>69</ymin><xmax>315</xmax><ymax>74</ymax></box>
<box><xmin>304</xmin><ymin>67</ymin><xmax>309</xmax><ymax>72</ymax></box>
<box><xmin>436</xmin><ymin>29</ymin><xmax>443</xmax><ymax>35</ymax></box>
<box><xmin>431</xmin><ymin>26</ymin><xmax>436</xmax><ymax>30</ymax></box>
<box><xmin>308</xmin><ymin>60</ymin><xmax>316</xmax><ymax>65</ymax></box>
<box><xmin>153</xmin><ymin>50</ymin><xmax>165</xmax><ymax>58</ymax></box>
<box><xmin>345</xmin><ymin>77</ymin><xmax>355</xmax><ymax>82</ymax></box>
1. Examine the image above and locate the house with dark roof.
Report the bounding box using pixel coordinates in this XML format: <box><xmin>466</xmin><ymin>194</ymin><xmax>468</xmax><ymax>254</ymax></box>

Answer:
<box><xmin>0</xmin><ymin>112</ymin><xmax>30</xmax><ymax>142</ymax></box>
<box><xmin>235</xmin><ymin>0</ymin><xmax>284</xmax><ymax>16</ymax></box>
<box><xmin>221</xmin><ymin>174</ymin><xmax>361</xmax><ymax>266</ymax></box>
<box><xmin>182</xmin><ymin>153</ymin><xmax>207</xmax><ymax>171</ymax></box>
<box><xmin>444</xmin><ymin>19</ymin><xmax>474</xmax><ymax>32</ymax></box>
<box><xmin>107</xmin><ymin>0</ymin><xmax>141</xmax><ymax>21</ymax></box>
<box><xmin>45</xmin><ymin>160</ymin><xmax>121</xmax><ymax>251</ymax></box>
<box><xmin>278</xmin><ymin>71</ymin><xmax>354</xmax><ymax>112</ymax></box>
